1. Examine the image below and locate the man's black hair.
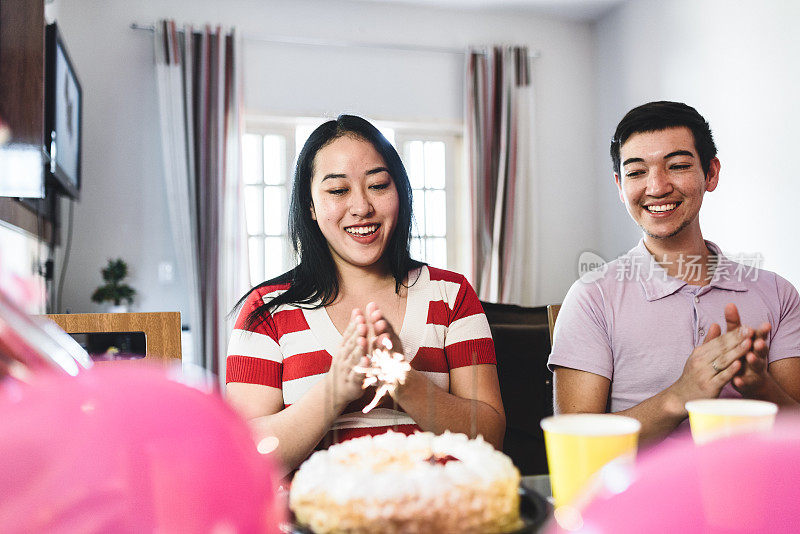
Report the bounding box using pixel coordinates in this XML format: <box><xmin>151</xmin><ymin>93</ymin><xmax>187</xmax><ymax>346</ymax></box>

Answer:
<box><xmin>611</xmin><ymin>101</ymin><xmax>717</xmax><ymax>176</ymax></box>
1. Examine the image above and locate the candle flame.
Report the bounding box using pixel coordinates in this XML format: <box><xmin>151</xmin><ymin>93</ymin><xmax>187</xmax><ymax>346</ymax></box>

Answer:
<box><xmin>354</xmin><ymin>339</ymin><xmax>410</xmax><ymax>414</ymax></box>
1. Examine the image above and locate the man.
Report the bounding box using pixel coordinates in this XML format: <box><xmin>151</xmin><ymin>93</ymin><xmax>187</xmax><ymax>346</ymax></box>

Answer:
<box><xmin>549</xmin><ymin>101</ymin><xmax>800</xmax><ymax>442</ymax></box>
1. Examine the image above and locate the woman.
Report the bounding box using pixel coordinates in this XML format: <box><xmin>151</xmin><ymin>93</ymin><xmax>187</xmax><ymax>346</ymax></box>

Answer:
<box><xmin>226</xmin><ymin>115</ymin><xmax>505</xmax><ymax>475</ymax></box>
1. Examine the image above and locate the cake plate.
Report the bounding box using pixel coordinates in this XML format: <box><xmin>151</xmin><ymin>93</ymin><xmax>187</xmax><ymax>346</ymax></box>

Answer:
<box><xmin>285</xmin><ymin>483</ymin><xmax>552</xmax><ymax>534</ymax></box>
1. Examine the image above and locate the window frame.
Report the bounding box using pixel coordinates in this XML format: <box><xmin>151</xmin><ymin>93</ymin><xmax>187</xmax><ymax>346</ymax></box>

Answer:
<box><xmin>394</xmin><ymin>131</ymin><xmax>458</xmax><ymax>270</ymax></box>
<box><xmin>242</xmin><ymin>118</ymin><xmax>297</xmax><ymax>285</ymax></box>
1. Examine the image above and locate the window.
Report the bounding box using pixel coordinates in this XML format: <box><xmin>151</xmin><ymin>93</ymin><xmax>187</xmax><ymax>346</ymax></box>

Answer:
<box><xmin>242</xmin><ymin>116</ymin><xmax>461</xmax><ymax>286</ymax></box>
<box><xmin>400</xmin><ymin>137</ymin><xmax>449</xmax><ymax>270</ymax></box>
<box><xmin>242</xmin><ymin>125</ymin><xmax>294</xmax><ymax>286</ymax></box>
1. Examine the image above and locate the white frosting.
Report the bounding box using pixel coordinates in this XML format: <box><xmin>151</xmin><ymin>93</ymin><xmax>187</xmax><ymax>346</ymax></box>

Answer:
<box><xmin>291</xmin><ymin>431</ymin><xmax>517</xmax><ymax>503</ymax></box>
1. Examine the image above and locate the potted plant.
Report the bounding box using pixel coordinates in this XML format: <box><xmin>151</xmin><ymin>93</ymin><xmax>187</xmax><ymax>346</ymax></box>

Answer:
<box><xmin>91</xmin><ymin>258</ymin><xmax>136</xmax><ymax>312</ymax></box>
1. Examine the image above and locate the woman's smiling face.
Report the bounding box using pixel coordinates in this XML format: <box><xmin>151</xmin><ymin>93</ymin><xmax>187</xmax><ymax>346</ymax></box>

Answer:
<box><xmin>310</xmin><ymin>135</ymin><xmax>400</xmax><ymax>272</ymax></box>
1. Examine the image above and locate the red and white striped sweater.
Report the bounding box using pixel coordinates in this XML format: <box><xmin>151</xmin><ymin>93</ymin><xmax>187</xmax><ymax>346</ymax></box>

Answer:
<box><xmin>226</xmin><ymin>265</ymin><xmax>496</xmax><ymax>443</ymax></box>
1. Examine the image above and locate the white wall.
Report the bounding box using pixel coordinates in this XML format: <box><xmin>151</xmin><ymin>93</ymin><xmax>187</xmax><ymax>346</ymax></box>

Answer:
<box><xmin>594</xmin><ymin>0</ymin><xmax>800</xmax><ymax>288</ymax></box>
<box><xmin>50</xmin><ymin>0</ymin><xmax>597</xmax><ymax>322</ymax></box>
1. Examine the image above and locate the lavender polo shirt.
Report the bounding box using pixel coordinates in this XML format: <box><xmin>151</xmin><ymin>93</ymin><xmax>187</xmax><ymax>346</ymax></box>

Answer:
<box><xmin>548</xmin><ymin>240</ymin><xmax>800</xmax><ymax>413</ymax></box>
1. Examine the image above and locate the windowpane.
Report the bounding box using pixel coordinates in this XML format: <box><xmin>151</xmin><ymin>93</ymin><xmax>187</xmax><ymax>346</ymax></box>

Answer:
<box><xmin>248</xmin><ymin>237</ymin><xmax>264</xmax><ymax>285</ymax></box>
<box><xmin>244</xmin><ymin>186</ymin><xmax>263</xmax><ymax>235</ymax></box>
<box><xmin>411</xmin><ymin>214</ymin><xmax>423</xmax><ymax>239</ymax></box>
<box><xmin>264</xmin><ymin>186</ymin><xmax>286</xmax><ymax>236</ymax></box>
<box><xmin>264</xmin><ymin>237</ymin><xmax>286</xmax><ymax>280</ymax></box>
<box><xmin>412</xmin><ymin>191</ymin><xmax>425</xmax><ymax>237</ymax></box>
<box><xmin>410</xmin><ymin>237</ymin><xmax>425</xmax><ymax>262</ymax></box>
<box><xmin>424</xmin><ymin>141</ymin><xmax>446</xmax><ymax>189</ymax></box>
<box><xmin>406</xmin><ymin>141</ymin><xmax>425</xmax><ymax>189</ymax></box>
<box><xmin>425</xmin><ymin>190</ymin><xmax>446</xmax><ymax>236</ymax></box>
<box><xmin>282</xmin><ymin>239</ymin><xmax>294</xmax><ymax>272</ymax></box>
<box><xmin>243</xmin><ymin>134</ymin><xmax>263</xmax><ymax>185</ymax></box>
<box><xmin>426</xmin><ymin>237</ymin><xmax>447</xmax><ymax>268</ymax></box>
<box><xmin>295</xmin><ymin>122</ymin><xmax>323</xmax><ymax>157</ymax></box>
<box><xmin>263</xmin><ymin>135</ymin><xmax>285</xmax><ymax>185</ymax></box>
<box><xmin>378</xmin><ymin>127</ymin><xmax>395</xmax><ymax>147</ymax></box>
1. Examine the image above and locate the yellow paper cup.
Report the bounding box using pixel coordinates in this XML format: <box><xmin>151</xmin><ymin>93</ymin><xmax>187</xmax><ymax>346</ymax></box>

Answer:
<box><xmin>686</xmin><ymin>399</ymin><xmax>777</xmax><ymax>445</ymax></box>
<box><xmin>541</xmin><ymin>414</ymin><xmax>641</xmax><ymax>508</ymax></box>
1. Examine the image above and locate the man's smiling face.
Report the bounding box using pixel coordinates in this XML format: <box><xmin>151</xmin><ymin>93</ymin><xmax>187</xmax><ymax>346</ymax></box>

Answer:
<box><xmin>615</xmin><ymin>126</ymin><xmax>720</xmax><ymax>243</ymax></box>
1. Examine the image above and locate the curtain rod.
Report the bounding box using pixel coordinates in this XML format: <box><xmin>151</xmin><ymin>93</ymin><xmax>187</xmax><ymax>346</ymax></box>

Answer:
<box><xmin>130</xmin><ymin>23</ymin><xmax>540</xmax><ymax>59</ymax></box>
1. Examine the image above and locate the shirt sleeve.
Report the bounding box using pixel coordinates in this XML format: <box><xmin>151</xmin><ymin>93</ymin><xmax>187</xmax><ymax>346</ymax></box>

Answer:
<box><xmin>547</xmin><ymin>278</ymin><xmax>614</xmax><ymax>380</ymax></box>
<box><xmin>767</xmin><ymin>274</ymin><xmax>800</xmax><ymax>363</ymax></box>
<box><xmin>442</xmin><ymin>274</ymin><xmax>497</xmax><ymax>369</ymax></box>
<box><xmin>225</xmin><ymin>289</ymin><xmax>283</xmax><ymax>387</ymax></box>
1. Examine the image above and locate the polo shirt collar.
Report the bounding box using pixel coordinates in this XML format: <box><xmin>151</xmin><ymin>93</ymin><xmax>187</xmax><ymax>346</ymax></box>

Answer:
<box><xmin>629</xmin><ymin>239</ymin><xmax>748</xmax><ymax>302</ymax></box>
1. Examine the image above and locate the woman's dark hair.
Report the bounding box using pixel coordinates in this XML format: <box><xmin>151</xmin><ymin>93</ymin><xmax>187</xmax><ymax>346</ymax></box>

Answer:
<box><xmin>610</xmin><ymin>101</ymin><xmax>717</xmax><ymax>177</ymax></box>
<box><xmin>235</xmin><ymin>114</ymin><xmax>423</xmax><ymax>328</ymax></box>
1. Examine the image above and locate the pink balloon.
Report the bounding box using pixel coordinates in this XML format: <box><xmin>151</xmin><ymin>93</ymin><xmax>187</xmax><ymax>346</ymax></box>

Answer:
<box><xmin>553</xmin><ymin>417</ymin><xmax>800</xmax><ymax>533</ymax></box>
<box><xmin>0</xmin><ymin>364</ymin><xmax>283</xmax><ymax>533</ymax></box>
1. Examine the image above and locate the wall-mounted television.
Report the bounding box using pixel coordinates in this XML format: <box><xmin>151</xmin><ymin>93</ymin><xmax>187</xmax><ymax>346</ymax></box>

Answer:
<box><xmin>44</xmin><ymin>23</ymin><xmax>82</xmax><ymax>200</ymax></box>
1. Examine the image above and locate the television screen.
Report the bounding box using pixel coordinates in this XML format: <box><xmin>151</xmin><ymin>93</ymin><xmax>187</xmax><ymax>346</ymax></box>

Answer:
<box><xmin>45</xmin><ymin>23</ymin><xmax>82</xmax><ymax>199</ymax></box>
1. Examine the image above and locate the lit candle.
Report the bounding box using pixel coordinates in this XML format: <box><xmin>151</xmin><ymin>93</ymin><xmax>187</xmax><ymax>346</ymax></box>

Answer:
<box><xmin>354</xmin><ymin>338</ymin><xmax>411</xmax><ymax>414</ymax></box>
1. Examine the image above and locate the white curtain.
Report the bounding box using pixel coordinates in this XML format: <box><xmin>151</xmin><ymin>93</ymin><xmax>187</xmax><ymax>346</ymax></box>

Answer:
<box><xmin>154</xmin><ymin>21</ymin><xmax>248</xmax><ymax>374</ymax></box>
<box><xmin>466</xmin><ymin>45</ymin><xmax>536</xmax><ymax>305</ymax></box>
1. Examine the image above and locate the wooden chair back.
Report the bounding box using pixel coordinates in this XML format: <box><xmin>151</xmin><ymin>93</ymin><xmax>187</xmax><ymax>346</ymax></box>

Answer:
<box><xmin>547</xmin><ymin>304</ymin><xmax>561</xmax><ymax>346</ymax></box>
<box><xmin>44</xmin><ymin>312</ymin><xmax>182</xmax><ymax>361</ymax></box>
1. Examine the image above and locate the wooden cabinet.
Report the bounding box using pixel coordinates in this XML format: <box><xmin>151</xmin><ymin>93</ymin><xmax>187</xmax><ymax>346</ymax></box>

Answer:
<box><xmin>0</xmin><ymin>0</ymin><xmax>51</xmax><ymax>240</ymax></box>
<box><xmin>44</xmin><ymin>313</ymin><xmax>184</xmax><ymax>361</ymax></box>
<box><xmin>0</xmin><ymin>0</ymin><xmax>45</xmax><ymax>152</ymax></box>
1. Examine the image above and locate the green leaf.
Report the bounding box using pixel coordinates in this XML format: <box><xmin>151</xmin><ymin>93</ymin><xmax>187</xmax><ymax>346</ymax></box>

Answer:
<box><xmin>93</xmin><ymin>258</ymin><xmax>135</xmax><ymax>304</ymax></box>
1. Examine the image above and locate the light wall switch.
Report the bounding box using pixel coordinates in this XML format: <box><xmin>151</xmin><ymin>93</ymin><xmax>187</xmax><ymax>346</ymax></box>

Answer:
<box><xmin>158</xmin><ymin>261</ymin><xmax>175</xmax><ymax>283</ymax></box>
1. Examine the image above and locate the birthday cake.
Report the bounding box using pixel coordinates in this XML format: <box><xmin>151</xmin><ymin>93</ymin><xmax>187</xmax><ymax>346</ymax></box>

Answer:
<box><xmin>289</xmin><ymin>431</ymin><xmax>522</xmax><ymax>534</ymax></box>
